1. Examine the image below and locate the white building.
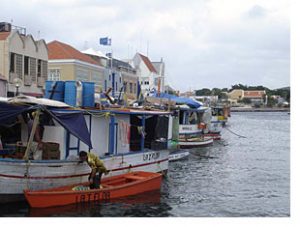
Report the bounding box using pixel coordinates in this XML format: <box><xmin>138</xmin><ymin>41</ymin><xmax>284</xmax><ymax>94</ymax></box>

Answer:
<box><xmin>132</xmin><ymin>53</ymin><xmax>164</xmax><ymax>94</ymax></box>
<box><xmin>0</xmin><ymin>22</ymin><xmax>48</xmax><ymax>97</ymax></box>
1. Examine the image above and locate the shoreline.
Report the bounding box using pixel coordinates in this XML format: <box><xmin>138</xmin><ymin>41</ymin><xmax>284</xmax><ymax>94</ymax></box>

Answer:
<box><xmin>230</xmin><ymin>107</ymin><xmax>290</xmax><ymax>112</ymax></box>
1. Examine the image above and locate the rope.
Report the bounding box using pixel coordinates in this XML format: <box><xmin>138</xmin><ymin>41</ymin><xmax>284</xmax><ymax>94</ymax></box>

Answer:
<box><xmin>224</xmin><ymin>127</ymin><xmax>247</xmax><ymax>138</ymax></box>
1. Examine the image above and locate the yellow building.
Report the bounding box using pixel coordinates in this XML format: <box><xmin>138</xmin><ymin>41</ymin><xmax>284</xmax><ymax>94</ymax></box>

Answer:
<box><xmin>0</xmin><ymin>22</ymin><xmax>48</xmax><ymax>97</ymax></box>
<box><xmin>47</xmin><ymin>41</ymin><xmax>105</xmax><ymax>93</ymax></box>
<box><xmin>227</xmin><ymin>89</ymin><xmax>244</xmax><ymax>104</ymax></box>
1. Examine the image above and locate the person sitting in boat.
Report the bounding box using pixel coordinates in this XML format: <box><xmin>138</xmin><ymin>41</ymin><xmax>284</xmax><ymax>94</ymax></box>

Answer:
<box><xmin>79</xmin><ymin>151</ymin><xmax>110</xmax><ymax>189</ymax></box>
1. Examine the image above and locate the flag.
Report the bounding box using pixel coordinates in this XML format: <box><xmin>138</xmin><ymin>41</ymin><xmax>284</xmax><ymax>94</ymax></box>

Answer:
<box><xmin>99</xmin><ymin>37</ymin><xmax>112</xmax><ymax>46</ymax></box>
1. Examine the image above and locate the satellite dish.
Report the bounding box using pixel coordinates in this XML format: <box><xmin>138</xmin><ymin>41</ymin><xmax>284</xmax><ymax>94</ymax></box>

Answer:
<box><xmin>13</xmin><ymin>77</ymin><xmax>23</xmax><ymax>88</ymax></box>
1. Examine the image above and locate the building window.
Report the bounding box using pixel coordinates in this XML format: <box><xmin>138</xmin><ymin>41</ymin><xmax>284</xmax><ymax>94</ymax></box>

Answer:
<box><xmin>105</xmin><ymin>80</ymin><xmax>107</xmax><ymax>91</ymax></box>
<box><xmin>42</xmin><ymin>60</ymin><xmax>48</xmax><ymax>79</ymax></box>
<box><xmin>109</xmin><ymin>74</ymin><xmax>111</xmax><ymax>81</ymax></box>
<box><xmin>76</xmin><ymin>69</ymin><xmax>89</xmax><ymax>81</ymax></box>
<box><xmin>24</xmin><ymin>56</ymin><xmax>29</xmax><ymax>75</ymax></box>
<box><xmin>9</xmin><ymin>53</ymin><xmax>15</xmax><ymax>73</ymax></box>
<box><xmin>129</xmin><ymin>83</ymin><xmax>133</xmax><ymax>93</ymax></box>
<box><xmin>134</xmin><ymin>83</ymin><xmax>137</xmax><ymax>94</ymax></box>
<box><xmin>48</xmin><ymin>69</ymin><xmax>61</xmax><ymax>81</ymax></box>
<box><xmin>30</xmin><ymin>58</ymin><xmax>37</xmax><ymax>83</ymax></box>
<box><xmin>37</xmin><ymin>59</ymin><xmax>41</xmax><ymax>78</ymax></box>
<box><xmin>119</xmin><ymin>77</ymin><xmax>122</xmax><ymax>83</ymax></box>
<box><xmin>15</xmin><ymin>54</ymin><xmax>23</xmax><ymax>77</ymax></box>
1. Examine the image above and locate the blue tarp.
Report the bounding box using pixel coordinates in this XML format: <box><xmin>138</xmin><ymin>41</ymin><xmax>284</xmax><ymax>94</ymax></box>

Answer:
<box><xmin>46</xmin><ymin>109</ymin><xmax>93</xmax><ymax>149</ymax></box>
<box><xmin>0</xmin><ymin>102</ymin><xmax>35</xmax><ymax>124</ymax></box>
<box><xmin>0</xmin><ymin>102</ymin><xmax>92</xmax><ymax>148</ymax></box>
<box><xmin>152</xmin><ymin>92</ymin><xmax>201</xmax><ymax>109</ymax></box>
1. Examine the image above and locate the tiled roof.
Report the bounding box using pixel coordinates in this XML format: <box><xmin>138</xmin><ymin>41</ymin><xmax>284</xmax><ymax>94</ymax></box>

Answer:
<box><xmin>47</xmin><ymin>40</ymin><xmax>99</xmax><ymax>65</ymax></box>
<box><xmin>0</xmin><ymin>32</ymin><xmax>10</xmax><ymax>40</ymax></box>
<box><xmin>138</xmin><ymin>53</ymin><xmax>157</xmax><ymax>73</ymax></box>
<box><xmin>244</xmin><ymin>90</ymin><xmax>265</xmax><ymax>98</ymax></box>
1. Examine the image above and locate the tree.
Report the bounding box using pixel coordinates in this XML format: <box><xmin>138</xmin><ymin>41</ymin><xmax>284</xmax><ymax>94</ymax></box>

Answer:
<box><xmin>195</xmin><ymin>88</ymin><xmax>211</xmax><ymax>96</ymax></box>
<box><xmin>241</xmin><ymin>97</ymin><xmax>251</xmax><ymax>104</ymax></box>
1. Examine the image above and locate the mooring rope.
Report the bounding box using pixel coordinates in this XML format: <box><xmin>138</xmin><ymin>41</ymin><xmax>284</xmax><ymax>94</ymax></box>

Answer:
<box><xmin>224</xmin><ymin>127</ymin><xmax>247</xmax><ymax>138</ymax></box>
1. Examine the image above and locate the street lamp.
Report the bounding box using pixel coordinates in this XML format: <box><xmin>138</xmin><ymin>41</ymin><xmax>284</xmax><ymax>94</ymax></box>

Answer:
<box><xmin>13</xmin><ymin>78</ymin><xmax>22</xmax><ymax>97</ymax></box>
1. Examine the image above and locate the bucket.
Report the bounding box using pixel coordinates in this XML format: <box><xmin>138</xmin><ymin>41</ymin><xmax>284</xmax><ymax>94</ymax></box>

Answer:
<box><xmin>82</xmin><ymin>82</ymin><xmax>95</xmax><ymax>107</ymax></box>
<box><xmin>44</xmin><ymin>81</ymin><xmax>65</xmax><ymax>102</ymax></box>
<box><xmin>64</xmin><ymin>81</ymin><xmax>77</xmax><ymax>106</ymax></box>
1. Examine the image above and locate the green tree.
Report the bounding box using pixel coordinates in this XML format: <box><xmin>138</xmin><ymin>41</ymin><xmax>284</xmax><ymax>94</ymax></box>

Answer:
<box><xmin>195</xmin><ymin>88</ymin><xmax>211</xmax><ymax>96</ymax></box>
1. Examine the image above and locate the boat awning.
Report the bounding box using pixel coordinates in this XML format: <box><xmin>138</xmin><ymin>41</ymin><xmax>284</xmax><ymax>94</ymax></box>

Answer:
<box><xmin>0</xmin><ymin>102</ymin><xmax>92</xmax><ymax>149</ymax></box>
<box><xmin>152</xmin><ymin>92</ymin><xmax>201</xmax><ymax>109</ymax></box>
<box><xmin>47</xmin><ymin>109</ymin><xmax>92</xmax><ymax>149</ymax></box>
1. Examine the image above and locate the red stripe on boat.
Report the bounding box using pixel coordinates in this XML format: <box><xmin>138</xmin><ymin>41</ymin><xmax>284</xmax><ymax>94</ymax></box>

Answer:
<box><xmin>0</xmin><ymin>158</ymin><xmax>169</xmax><ymax>179</ymax></box>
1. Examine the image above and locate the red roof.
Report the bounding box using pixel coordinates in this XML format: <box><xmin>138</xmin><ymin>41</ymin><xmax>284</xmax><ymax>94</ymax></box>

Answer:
<box><xmin>47</xmin><ymin>40</ymin><xmax>99</xmax><ymax>66</ymax></box>
<box><xmin>244</xmin><ymin>90</ymin><xmax>265</xmax><ymax>98</ymax></box>
<box><xmin>0</xmin><ymin>32</ymin><xmax>10</xmax><ymax>41</ymax></box>
<box><xmin>138</xmin><ymin>53</ymin><xmax>157</xmax><ymax>73</ymax></box>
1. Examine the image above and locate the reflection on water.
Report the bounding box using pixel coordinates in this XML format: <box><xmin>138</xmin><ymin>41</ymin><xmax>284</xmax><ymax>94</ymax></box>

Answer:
<box><xmin>0</xmin><ymin>112</ymin><xmax>290</xmax><ymax>217</ymax></box>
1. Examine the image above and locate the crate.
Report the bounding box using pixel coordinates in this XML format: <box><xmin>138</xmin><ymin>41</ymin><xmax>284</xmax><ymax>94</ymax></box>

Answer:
<box><xmin>42</xmin><ymin>142</ymin><xmax>60</xmax><ymax>160</ymax></box>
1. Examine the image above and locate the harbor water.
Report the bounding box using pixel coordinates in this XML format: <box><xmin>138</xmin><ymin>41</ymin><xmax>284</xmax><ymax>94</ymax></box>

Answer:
<box><xmin>0</xmin><ymin>112</ymin><xmax>290</xmax><ymax>217</ymax></box>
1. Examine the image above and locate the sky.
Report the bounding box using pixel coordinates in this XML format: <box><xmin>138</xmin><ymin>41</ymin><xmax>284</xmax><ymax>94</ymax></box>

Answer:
<box><xmin>1</xmin><ymin>0</ymin><xmax>290</xmax><ymax>92</ymax></box>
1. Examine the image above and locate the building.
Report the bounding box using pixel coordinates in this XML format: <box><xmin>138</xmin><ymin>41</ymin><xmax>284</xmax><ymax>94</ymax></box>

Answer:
<box><xmin>227</xmin><ymin>89</ymin><xmax>266</xmax><ymax>105</ymax></box>
<box><xmin>244</xmin><ymin>90</ymin><xmax>266</xmax><ymax>104</ymax></box>
<box><xmin>81</xmin><ymin>48</ymin><xmax>138</xmax><ymax>100</ymax></box>
<box><xmin>132</xmin><ymin>53</ymin><xmax>162</xmax><ymax>94</ymax></box>
<box><xmin>0</xmin><ymin>22</ymin><xmax>48</xmax><ymax>97</ymax></box>
<box><xmin>47</xmin><ymin>41</ymin><xmax>105</xmax><ymax>92</ymax></box>
<box><xmin>0</xmin><ymin>73</ymin><xmax>7</xmax><ymax>97</ymax></box>
<box><xmin>152</xmin><ymin>58</ymin><xmax>165</xmax><ymax>93</ymax></box>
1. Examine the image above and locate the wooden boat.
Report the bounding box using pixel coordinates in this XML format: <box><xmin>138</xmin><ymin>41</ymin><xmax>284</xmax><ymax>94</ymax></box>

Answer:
<box><xmin>24</xmin><ymin>171</ymin><xmax>162</xmax><ymax>208</ymax></box>
<box><xmin>179</xmin><ymin>136</ymin><xmax>213</xmax><ymax>149</ymax></box>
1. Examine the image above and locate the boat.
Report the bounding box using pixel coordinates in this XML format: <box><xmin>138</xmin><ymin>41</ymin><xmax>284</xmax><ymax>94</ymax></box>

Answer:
<box><xmin>211</xmin><ymin>105</ymin><xmax>231</xmax><ymax>126</ymax></box>
<box><xmin>178</xmin><ymin>136</ymin><xmax>213</xmax><ymax>149</ymax></box>
<box><xmin>24</xmin><ymin>171</ymin><xmax>162</xmax><ymax>208</ymax></box>
<box><xmin>148</xmin><ymin>91</ymin><xmax>217</xmax><ymax>148</ymax></box>
<box><xmin>169</xmin><ymin>150</ymin><xmax>189</xmax><ymax>161</ymax></box>
<box><xmin>0</xmin><ymin>96</ymin><xmax>173</xmax><ymax>202</ymax></box>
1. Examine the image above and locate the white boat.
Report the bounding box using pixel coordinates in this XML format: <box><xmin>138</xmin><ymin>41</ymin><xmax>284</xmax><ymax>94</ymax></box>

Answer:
<box><xmin>169</xmin><ymin>150</ymin><xmax>189</xmax><ymax>161</ymax></box>
<box><xmin>0</xmin><ymin>97</ymin><xmax>173</xmax><ymax>202</ymax></box>
<box><xmin>178</xmin><ymin>136</ymin><xmax>213</xmax><ymax>149</ymax></box>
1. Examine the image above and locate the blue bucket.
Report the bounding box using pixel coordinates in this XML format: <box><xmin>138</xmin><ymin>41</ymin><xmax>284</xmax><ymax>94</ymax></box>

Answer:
<box><xmin>44</xmin><ymin>81</ymin><xmax>65</xmax><ymax>102</ymax></box>
<box><xmin>64</xmin><ymin>81</ymin><xmax>77</xmax><ymax>106</ymax></box>
<box><xmin>82</xmin><ymin>82</ymin><xmax>95</xmax><ymax>107</ymax></box>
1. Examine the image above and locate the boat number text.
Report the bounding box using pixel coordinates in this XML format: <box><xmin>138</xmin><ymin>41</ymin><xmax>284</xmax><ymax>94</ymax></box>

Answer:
<box><xmin>75</xmin><ymin>191</ymin><xmax>110</xmax><ymax>204</ymax></box>
<box><xmin>143</xmin><ymin>152</ymin><xmax>160</xmax><ymax>161</ymax></box>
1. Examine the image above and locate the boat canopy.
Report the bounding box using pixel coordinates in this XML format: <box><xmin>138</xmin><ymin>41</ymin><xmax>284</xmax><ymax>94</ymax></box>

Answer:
<box><xmin>0</xmin><ymin>101</ymin><xmax>92</xmax><ymax>149</ymax></box>
<box><xmin>152</xmin><ymin>92</ymin><xmax>201</xmax><ymax>109</ymax></box>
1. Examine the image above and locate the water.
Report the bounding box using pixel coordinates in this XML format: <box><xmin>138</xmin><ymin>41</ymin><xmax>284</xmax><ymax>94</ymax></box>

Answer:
<box><xmin>0</xmin><ymin>112</ymin><xmax>290</xmax><ymax>217</ymax></box>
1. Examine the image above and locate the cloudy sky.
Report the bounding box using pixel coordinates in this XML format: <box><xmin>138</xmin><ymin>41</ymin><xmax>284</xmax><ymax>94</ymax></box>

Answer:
<box><xmin>1</xmin><ymin>0</ymin><xmax>290</xmax><ymax>91</ymax></box>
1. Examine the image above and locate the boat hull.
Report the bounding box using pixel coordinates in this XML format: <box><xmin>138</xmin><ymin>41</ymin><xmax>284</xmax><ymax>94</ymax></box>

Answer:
<box><xmin>0</xmin><ymin>150</ymin><xmax>169</xmax><ymax>203</ymax></box>
<box><xmin>169</xmin><ymin>150</ymin><xmax>190</xmax><ymax>161</ymax></box>
<box><xmin>24</xmin><ymin>171</ymin><xmax>162</xmax><ymax>208</ymax></box>
<box><xmin>179</xmin><ymin>137</ymin><xmax>213</xmax><ymax>149</ymax></box>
